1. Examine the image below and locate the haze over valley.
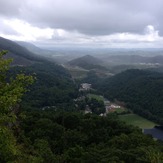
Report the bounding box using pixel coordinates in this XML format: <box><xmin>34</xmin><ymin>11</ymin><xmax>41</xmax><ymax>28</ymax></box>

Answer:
<box><xmin>1</xmin><ymin>0</ymin><xmax>163</xmax><ymax>162</ymax></box>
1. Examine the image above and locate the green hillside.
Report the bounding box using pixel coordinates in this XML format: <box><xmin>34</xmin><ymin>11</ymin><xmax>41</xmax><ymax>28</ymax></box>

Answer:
<box><xmin>98</xmin><ymin>69</ymin><xmax>163</xmax><ymax>124</ymax></box>
<box><xmin>9</xmin><ymin>62</ymin><xmax>78</xmax><ymax>110</ymax></box>
<box><xmin>68</xmin><ymin>55</ymin><xmax>106</xmax><ymax>70</ymax></box>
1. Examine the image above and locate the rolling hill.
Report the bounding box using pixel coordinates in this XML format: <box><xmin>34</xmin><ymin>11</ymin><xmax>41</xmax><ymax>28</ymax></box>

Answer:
<box><xmin>67</xmin><ymin>55</ymin><xmax>106</xmax><ymax>70</ymax></box>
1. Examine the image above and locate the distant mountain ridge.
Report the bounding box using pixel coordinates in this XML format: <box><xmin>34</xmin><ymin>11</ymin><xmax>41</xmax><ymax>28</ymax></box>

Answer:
<box><xmin>16</xmin><ymin>41</ymin><xmax>43</xmax><ymax>54</ymax></box>
<box><xmin>16</xmin><ymin>41</ymin><xmax>56</xmax><ymax>56</ymax></box>
<box><xmin>0</xmin><ymin>37</ymin><xmax>47</xmax><ymax>66</ymax></box>
<box><xmin>16</xmin><ymin>41</ymin><xmax>70</xmax><ymax>63</ymax></box>
<box><xmin>103</xmin><ymin>54</ymin><xmax>163</xmax><ymax>64</ymax></box>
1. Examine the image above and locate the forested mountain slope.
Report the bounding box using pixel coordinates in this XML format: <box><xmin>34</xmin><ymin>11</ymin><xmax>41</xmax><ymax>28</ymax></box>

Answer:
<box><xmin>0</xmin><ymin>37</ymin><xmax>49</xmax><ymax>65</ymax></box>
<box><xmin>98</xmin><ymin>69</ymin><xmax>163</xmax><ymax>124</ymax></box>
<box><xmin>9</xmin><ymin>62</ymin><xmax>78</xmax><ymax>110</ymax></box>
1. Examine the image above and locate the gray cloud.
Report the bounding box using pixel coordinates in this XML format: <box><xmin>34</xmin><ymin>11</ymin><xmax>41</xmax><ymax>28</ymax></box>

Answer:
<box><xmin>0</xmin><ymin>0</ymin><xmax>24</xmax><ymax>17</ymax></box>
<box><xmin>0</xmin><ymin>0</ymin><xmax>163</xmax><ymax>38</ymax></box>
<box><xmin>0</xmin><ymin>18</ymin><xmax>19</xmax><ymax>35</ymax></box>
<box><xmin>19</xmin><ymin>0</ymin><xmax>156</xmax><ymax>35</ymax></box>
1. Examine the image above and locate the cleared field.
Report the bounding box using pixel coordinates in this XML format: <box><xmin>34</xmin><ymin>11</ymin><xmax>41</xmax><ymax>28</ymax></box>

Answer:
<box><xmin>88</xmin><ymin>94</ymin><xmax>104</xmax><ymax>101</ymax></box>
<box><xmin>119</xmin><ymin>114</ymin><xmax>157</xmax><ymax>129</ymax></box>
<box><xmin>110</xmin><ymin>107</ymin><xmax>126</xmax><ymax>113</ymax></box>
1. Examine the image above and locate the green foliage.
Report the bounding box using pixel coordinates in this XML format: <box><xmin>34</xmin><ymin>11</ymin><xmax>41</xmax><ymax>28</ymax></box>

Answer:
<box><xmin>88</xmin><ymin>97</ymin><xmax>105</xmax><ymax>115</ymax></box>
<box><xmin>20</xmin><ymin>110</ymin><xmax>163</xmax><ymax>162</ymax></box>
<box><xmin>0</xmin><ymin>50</ymin><xmax>34</xmax><ymax>162</ymax></box>
<box><xmin>0</xmin><ymin>51</ymin><xmax>34</xmax><ymax>120</ymax></box>
<box><xmin>9</xmin><ymin>62</ymin><xmax>78</xmax><ymax>110</ymax></box>
<box><xmin>0</xmin><ymin>127</ymin><xmax>18</xmax><ymax>162</ymax></box>
<box><xmin>80</xmin><ymin>70</ymin><xmax>102</xmax><ymax>87</ymax></box>
<box><xmin>33</xmin><ymin>139</ymin><xmax>55</xmax><ymax>163</ymax></box>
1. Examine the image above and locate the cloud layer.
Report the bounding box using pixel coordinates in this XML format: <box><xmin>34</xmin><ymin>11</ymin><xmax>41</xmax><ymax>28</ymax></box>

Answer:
<box><xmin>0</xmin><ymin>0</ymin><xmax>163</xmax><ymax>48</ymax></box>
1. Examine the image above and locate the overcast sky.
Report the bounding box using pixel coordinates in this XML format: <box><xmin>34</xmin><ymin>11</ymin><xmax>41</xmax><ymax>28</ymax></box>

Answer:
<box><xmin>0</xmin><ymin>0</ymin><xmax>163</xmax><ymax>48</ymax></box>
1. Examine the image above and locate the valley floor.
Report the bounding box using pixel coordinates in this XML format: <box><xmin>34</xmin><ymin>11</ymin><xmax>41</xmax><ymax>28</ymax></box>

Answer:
<box><xmin>119</xmin><ymin>113</ymin><xmax>157</xmax><ymax>129</ymax></box>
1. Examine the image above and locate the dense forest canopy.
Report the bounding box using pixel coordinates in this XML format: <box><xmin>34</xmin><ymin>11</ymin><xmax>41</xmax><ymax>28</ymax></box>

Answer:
<box><xmin>20</xmin><ymin>110</ymin><xmax>163</xmax><ymax>162</ymax></box>
<box><xmin>96</xmin><ymin>69</ymin><xmax>163</xmax><ymax>124</ymax></box>
<box><xmin>9</xmin><ymin>62</ymin><xmax>78</xmax><ymax>111</ymax></box>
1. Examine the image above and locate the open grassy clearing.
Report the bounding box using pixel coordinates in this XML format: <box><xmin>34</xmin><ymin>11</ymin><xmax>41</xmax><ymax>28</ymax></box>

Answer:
<box><xmin>88</xmin><ymin>94</ymin><xmax>104</xmax><ymax>101</ymax></box>
<box><xmin>119</xmin><ymin>113</ymin><xmax>157</xmax><ymax>129</ymax></box>
<box><xmin>111</xmin><ymin>107</ymin><xmax>126</xmax><ymax>113</ymax></box>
